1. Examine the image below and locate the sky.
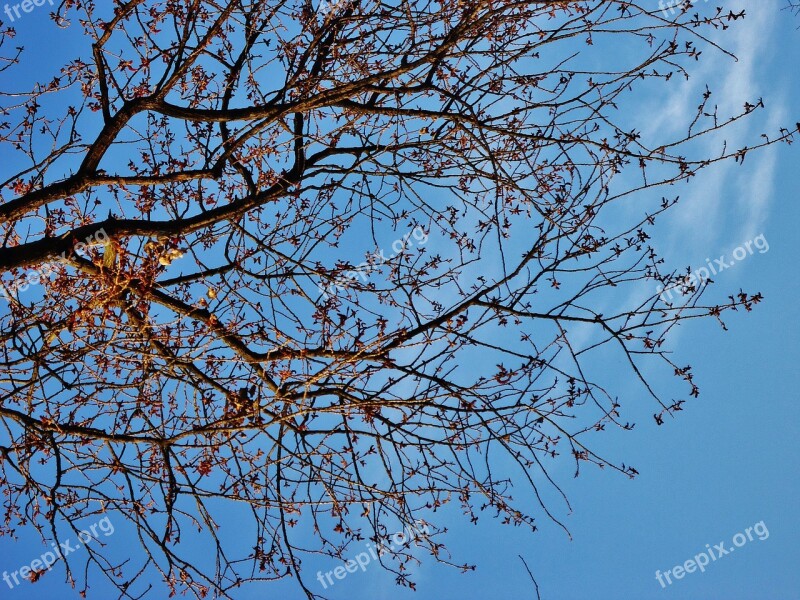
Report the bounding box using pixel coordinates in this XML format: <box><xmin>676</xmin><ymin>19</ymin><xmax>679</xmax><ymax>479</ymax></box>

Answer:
<box><xmin>0</xmin><ymin>1</ymin><xmax>798</xmax><ymax>599</ymax></box>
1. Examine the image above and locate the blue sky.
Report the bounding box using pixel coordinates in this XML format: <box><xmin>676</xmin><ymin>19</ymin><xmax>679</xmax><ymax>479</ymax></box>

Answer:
<box><xmin>0</xmin><ymin>2</ymin><xmax>798</xmax><ymax>599</ymax></box>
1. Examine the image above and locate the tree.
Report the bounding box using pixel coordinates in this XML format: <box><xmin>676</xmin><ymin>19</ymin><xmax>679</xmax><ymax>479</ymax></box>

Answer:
<box><xmin>0</xmin><ymin>1</ymin><xmax>793</xmax><ymax>597</ymax></box>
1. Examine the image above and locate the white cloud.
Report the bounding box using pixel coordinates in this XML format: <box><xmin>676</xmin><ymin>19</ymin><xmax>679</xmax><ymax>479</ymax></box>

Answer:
<box><xmin>646</xmin><ymin>3</ymin><xmax>783</xmax><ymax>256</ymax></box>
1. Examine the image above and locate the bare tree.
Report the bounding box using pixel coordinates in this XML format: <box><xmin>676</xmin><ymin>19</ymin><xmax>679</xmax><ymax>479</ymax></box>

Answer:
<box><xmin>0</xmin><ymin>1</ymin><xmax>793</xmax><ymax>597</ymax></box>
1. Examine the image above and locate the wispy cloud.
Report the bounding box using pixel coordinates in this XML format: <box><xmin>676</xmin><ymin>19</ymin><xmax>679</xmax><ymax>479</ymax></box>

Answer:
<box><xmin>646</xmin><ymin>3</ymin><xmax>783</xmax><ymax>256</ymax></box>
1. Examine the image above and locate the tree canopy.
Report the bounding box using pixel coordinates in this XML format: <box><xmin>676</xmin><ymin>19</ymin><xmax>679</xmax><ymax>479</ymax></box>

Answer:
<box><xmin>0</xmin><ymin>1</ymin><xmax>793</xmax><ymax>597</ymax></box>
